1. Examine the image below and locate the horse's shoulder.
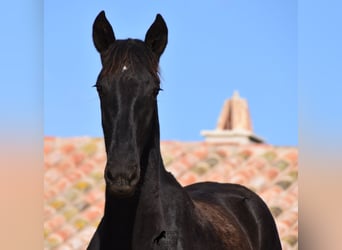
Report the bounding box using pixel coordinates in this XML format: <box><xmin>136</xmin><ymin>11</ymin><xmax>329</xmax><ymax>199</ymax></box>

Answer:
<box><xmin>185</xmin><ymin>183</ymin><xmax>253</xmax><ymax>249</ymax></box>
<box><xmin>185</xmin><ymin>182</ymin><xmax>281</xmax><ymax>250</ymax></box>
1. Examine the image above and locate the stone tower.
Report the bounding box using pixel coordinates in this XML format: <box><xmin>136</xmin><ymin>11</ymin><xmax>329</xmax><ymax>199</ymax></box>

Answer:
<box><xmin>201</xmin><ymin>91</ymin><xmax>264</xmax><ymax>144</ymax></box>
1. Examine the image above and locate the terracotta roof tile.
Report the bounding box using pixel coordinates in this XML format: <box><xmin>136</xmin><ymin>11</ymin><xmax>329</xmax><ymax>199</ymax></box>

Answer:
<box><xmin>44</xmin><ymin>137</ymin><xmax>298</xmax><ymax>250</ymax></box>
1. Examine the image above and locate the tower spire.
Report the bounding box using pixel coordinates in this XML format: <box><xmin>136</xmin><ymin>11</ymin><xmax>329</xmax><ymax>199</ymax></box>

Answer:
<box><xmin>201</xmin><ymin>91</ymin><xmax>264</xmax><ymax>144</ymax></box>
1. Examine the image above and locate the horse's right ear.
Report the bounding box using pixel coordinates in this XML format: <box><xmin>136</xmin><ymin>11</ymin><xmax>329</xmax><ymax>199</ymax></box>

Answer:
<box><xmin>92</xmin><ymin>11</ymin><xmax>116</xmax><ymax>53</ymax></box>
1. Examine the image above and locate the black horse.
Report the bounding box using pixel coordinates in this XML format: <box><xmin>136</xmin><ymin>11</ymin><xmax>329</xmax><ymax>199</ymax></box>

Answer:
<box><xmin>87</xmin><ymin>11</ymin><xmax>282</xmax><ymax>250</ymax></box>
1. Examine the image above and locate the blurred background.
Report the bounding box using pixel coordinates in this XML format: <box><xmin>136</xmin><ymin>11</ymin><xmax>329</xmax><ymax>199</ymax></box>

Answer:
<box><xmin>2</xmin><ymin>0</ymin><xmax>342</xmax><ymax>249</ymax></box>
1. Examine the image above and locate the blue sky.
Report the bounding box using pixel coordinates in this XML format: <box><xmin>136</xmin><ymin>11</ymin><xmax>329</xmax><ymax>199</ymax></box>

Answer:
<box><xmin>2</xmin><ymin>2</ymin><xmax>342</xmax><ymax>147</ymax></box>
<box><xmin>44</xmin><ymin>1</ymin><xmax>297</xmax><ymax>146</ymax></box>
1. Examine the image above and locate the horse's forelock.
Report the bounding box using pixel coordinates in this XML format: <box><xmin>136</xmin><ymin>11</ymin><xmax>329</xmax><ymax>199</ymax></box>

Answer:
<box><xmin>100</xmin><ymin>39</ymin><xmax>160</xmax><ymax>83</ymax></box>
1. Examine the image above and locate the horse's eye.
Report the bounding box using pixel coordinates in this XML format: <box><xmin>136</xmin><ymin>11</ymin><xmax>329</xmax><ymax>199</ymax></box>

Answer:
<box><xmin>153</xmin><ymin>87</ymin><xmax>163</xmax><ymax>98</ymax></box>
<box><xmin>93</xmin><ymin>84</ymin><xmax>104</xmax><ymax>95</ymax></box>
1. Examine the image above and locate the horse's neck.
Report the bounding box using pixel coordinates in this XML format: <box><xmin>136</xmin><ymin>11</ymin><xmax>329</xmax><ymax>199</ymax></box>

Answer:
<box><xmin>137</xmin><ymin>114</ymin><xmax>172</xmax><ymax>204</ymax></box>
<box><xmin>132</xmin><ymin>134</ymin><xmax>195</xmax><ymax>245</ymax></box>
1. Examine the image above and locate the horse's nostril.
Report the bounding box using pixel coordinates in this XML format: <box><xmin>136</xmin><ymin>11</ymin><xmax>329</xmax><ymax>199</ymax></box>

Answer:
<box><xmin>105</xmin><ymin>170</ymin><xmax>115</xmax><ymax>182</ymax></box>
<box><xmin>130</xmin><ymin>171</ymin><xmax>136</xmax><ymax>181</ymax></box>
<box><xmin>105</xmin><ymin>166</ymin><xmax>139</xmax><ymax>187</ymax></box>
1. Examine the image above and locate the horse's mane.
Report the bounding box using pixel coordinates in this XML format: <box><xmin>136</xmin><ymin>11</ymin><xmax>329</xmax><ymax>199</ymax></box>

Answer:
<box><xmin>100</xmin><ymin>39</ymin><xmax>160</xmax><ymax>83</ymax></box>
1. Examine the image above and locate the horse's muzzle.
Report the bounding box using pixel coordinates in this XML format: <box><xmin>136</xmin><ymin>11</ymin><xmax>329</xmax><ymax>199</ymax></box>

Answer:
<box><xmin>105</xmin><ymin>167</ymin><xmax>140</xmax><ymax>198</ymax></box>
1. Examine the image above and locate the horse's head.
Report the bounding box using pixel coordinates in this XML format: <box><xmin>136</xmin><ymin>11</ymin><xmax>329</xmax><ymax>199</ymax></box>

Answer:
<box><xmin>92</xmin><ymin>11</ymin><xmax>168</xmax><ymax>198</ymax></box>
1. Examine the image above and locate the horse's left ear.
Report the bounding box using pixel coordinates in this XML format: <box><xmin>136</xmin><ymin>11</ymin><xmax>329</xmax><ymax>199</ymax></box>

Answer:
<box><xmin>145</xmin><ymin>14</ymin><xmax>168</xmax><ymax>60</ymax></box>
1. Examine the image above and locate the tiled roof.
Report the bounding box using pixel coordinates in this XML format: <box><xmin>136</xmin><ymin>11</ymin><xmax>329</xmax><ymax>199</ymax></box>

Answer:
<box><xmin>44</xmin><ymin>137</ymin><xmax>298</xmax><ymax>250</ymax></box>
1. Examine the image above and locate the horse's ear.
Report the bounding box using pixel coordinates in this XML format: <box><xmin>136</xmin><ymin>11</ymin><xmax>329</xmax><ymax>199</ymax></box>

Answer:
<box><xmin>92</xmin><ymin>11</ymin><xmax>116</xmax><ymax>53</ymax></box>
<box><xmin>145</xmin><ymin>14</ymin><xmax>168</xmax><ymax>60</ymax></box>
